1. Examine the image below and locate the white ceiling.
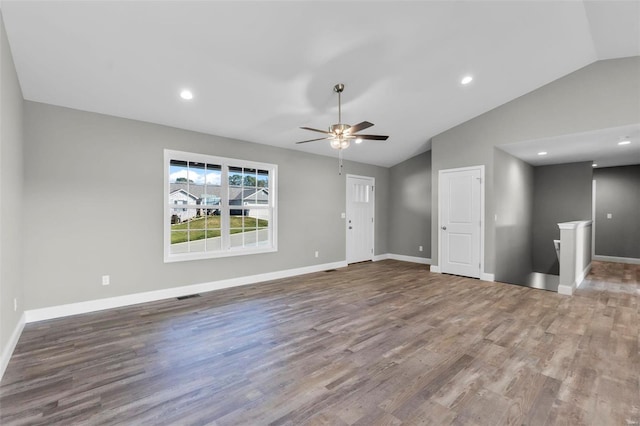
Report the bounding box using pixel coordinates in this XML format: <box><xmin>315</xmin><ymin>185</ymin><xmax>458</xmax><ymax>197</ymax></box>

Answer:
<box><xmin>499</xmin><ymin>123</ymin><xmax>640</xmax><ymax>168</ymax></box>
<box><xmin>1</xmin><ymin>1</ymin><xmax>639</xmax><ymax>167</ymax></box>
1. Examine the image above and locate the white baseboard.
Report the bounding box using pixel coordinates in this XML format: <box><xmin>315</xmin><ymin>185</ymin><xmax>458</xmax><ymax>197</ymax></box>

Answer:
<box><xmin>480</xmin><ymin>273</ymin><xmax>495</xmax><ymax>282</ymax></box>
<box><xmin>428</xmin><ymin>265</ymin><xmax>492</xmax><ymax>281</ymax></box>
<box><xmin>25</xmin><ymin>260</ymin><xmax>347</xmax><ymax>323</ymax></box>
<box><xmin>558</xmin><ymin>284</ymin><xmax>573</xmax><ymax>296</ymax></box>
<box><xmin>593</xmin><ymin>255</ymin><xmax>640</xmax><ymax>265</ymax></box>
<box><xmin>558</xmin><ymin>262</ymin><xmax>592</xmax><ymax>296</ymax></box>
<box><xmin>575</xmin><ymin>262</ymin><xmax>592</xmax><ymax>289</ymax></box>
<box><xmin>388</xmin><ymin>254</ymin><xmax>431</xmax><ymax>265</ymax></box>
<box><xmin>1</xmin><ymin>312</ymin><xmax>25</xmax><ymax>381</ymax></box>
<box><xmin>373</xmin><ymin>253</ymin><xmax>430</xmax><ymax>265</ymax></box>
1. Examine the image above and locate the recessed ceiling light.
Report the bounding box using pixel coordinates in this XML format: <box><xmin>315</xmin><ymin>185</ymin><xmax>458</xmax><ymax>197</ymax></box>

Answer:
<box><xmin>538</xmin><ymin>151</ymin><xmax>548</xmax><ymax>156</ymax></box>
<box><xmin>618</xmin><ymin>140</ymin><xmax>631</xmax><ymax>145</ymax></box>
<box><xmin>592</xmin><ymin>163</ymin><xmax>598</xmax><ymax>168</ymax></box>
<box><xmin>355</xmin><ymin>138</ymin><xmax>363</xmax><ymax>144</ymax></box>
<box><xmin>180</xmin><ymin>89</ymin><xmax>193</xmax><ymax>100</ymax></box>
<box><xmin>461</xmin><ymin>75</ymin><xmax>473</xmax><ymax>85</ymax></box>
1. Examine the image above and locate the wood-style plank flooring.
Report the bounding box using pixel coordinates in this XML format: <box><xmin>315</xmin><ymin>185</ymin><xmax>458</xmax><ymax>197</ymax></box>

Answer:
<box><xmin>1</xmin><ymin>260</ymin><xmax>638</xmax><ymax>425</ymax></box>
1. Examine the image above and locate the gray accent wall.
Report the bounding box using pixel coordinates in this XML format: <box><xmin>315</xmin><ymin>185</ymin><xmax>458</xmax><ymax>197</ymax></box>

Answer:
<box><xmin>593</xmin><ymin>165</ymin><xmax>640</xmax><ymax>259</ymax></box>
<box><xmin>431</xmin><ymin>57</ymin><xmax>640</xmax><ymax>274</ymax></box>
<box><xmin>23</xmin><ymin>101</ymin><xmax>389</xmax><ymax>310</ymax></box>
<box><xmin>494</xmin><ymin>148</ymin><xmax>533</xmax><ymax>284</ymax></box>
<box><xmin>532</xmin><ymin>162</ymin><xmax>593</xmax><ymax>275</ymax></box>
<box><xmin>388</xmin><ymin>150</ymin><xmax>431</xmax><ymax>259</ymax></box>
<box><xmin>0</xmin><ymin>13</ymin><xmax>25</xmax><ymax>358</ymax></box>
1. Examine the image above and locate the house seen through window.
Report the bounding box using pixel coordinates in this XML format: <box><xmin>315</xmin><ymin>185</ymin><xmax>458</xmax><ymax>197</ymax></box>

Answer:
<box><xmin>164</xmin><ymin>150</ymin><xmax>277</xmax><ymax>262</ymax></box>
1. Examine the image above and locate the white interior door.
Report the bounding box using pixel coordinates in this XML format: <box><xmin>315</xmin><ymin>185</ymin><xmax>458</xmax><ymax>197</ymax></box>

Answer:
<box><xmin>439</xmin><ymin>167</ymin><xmax>483</xmax><ymax>278</ymax></box>
<box><xmin>346</xmin><ymin>175</ymin><xmax>375</xmax><ymax>264</ymax></box>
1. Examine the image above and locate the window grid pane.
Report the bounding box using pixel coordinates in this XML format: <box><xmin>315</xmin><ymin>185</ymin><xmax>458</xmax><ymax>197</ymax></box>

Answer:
<box><xmin>166</xmin><ymin>151</ymin><xmax>276</xmax><ymax>261</ymax></box>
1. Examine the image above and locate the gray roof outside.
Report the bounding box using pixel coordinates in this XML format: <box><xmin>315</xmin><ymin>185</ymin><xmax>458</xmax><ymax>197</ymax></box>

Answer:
<box><xmin>169</xmin><ymin>183</ymin><xmax>268</xmax><ymax>205</ymax></box>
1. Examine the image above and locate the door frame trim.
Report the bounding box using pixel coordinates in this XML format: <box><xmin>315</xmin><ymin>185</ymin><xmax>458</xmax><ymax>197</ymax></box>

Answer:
<box><xmin>346</xmin><ymin>174</ymin><xmax>375</xmax><ymax>264</ymax></box>
<box><xmin>437</xmin><ymin>165</ymin><xmax>486</xmax><ymax>278</ymax></box>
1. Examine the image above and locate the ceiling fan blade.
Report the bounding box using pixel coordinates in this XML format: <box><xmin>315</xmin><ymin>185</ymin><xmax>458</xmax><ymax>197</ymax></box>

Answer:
<box><xmin>346</xmin><ymin>121</ymin><xmax>374</xmax><ymax>135</ymax></box>
<box><xmin>355</xmin><ymin>134</ymin><xmax>389</xmax><ymax>141</ymax></box>
<box><xmin>295</xmin><ymin>137</ymin><xmax>329</xmax><ymax>144</ymax></box>
<box><xmin>300</xmin><ymin>126</ymin><xmax>331</xmax><ymax>135</ymax></box>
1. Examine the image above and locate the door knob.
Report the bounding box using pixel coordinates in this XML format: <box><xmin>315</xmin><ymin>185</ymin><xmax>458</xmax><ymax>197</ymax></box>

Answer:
<box><xmin>441</xmin><ymin>226</ymin><xmax>447</xmax><ymax>230</ymax></box>
<box><xmin>348</xmin><ymin>226</ymin><xmax>353</xmax><ymax>229</ymax></box>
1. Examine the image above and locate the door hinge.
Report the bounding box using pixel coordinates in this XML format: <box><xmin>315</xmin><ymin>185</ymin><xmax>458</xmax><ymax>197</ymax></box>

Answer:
<box><xmin>371</xmin><ymin>217</ymin><xmax>374</xmax><ymax>223</ymax></box>
<box><xmin>371</xmin><ymin>248</ymin><xmax>374</xmax><ymax>253</ymax></box>
<box><xmin>476</xmin><ymin>177</ymin><xmax>482</xmax><ymax>183</ymax></box>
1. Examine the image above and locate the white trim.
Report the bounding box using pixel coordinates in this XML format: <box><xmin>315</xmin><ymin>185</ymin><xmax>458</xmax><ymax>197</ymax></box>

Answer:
<box><xmin>437</xmin><ymin>165</ymin><xmax>485</xmax><ymax>279</ymax></box>
<box><xmin>558</xmin><ymin>261</ymin><xmax>592</xmax><ymax>296</ymax></box>
<box><xmin>164</xmin><ymin>149</ymin><xmax>278</xmax><ymax>263</ymax></box>
<box><xmin>558</xmin><ymin>220</ymin><xmax>592</xmax><ymax>230</ymax></box>
<box><xmin>558</xmin><ymin>284</ymin><xmax>573</xmax><ymax>296</ymax></box>
<box><xmin>480</xmin><ymin>273</ymin><xmax>495</xmax><ymax>282</ymax></box>
<box><xmin>0</xmin><ymin>312</ymin><xmax>25</xmax><ymax>381</ymax></box>
<box><xmin>575</xmin><ymin>262</ymin><xmax>591</xmax><ymax>288</ymax></box>
<box><xmin>592</xmin><ymin>179</ymin><xmax>596</xmax><ymax>258</ymax></box>
<box><xmin>593</xmin><ymin>255</ymin><xmax>640</xmax><ymax>265</ymax></box>
<box><xmin>387</xmin><ymin>254</ymin><xmax>431</xmax><ymax>265</ymax></box>
<box><xmin>25</xmin><ymin>261</ymin><xmax>346</xmax><ymax>323</ymax></box>
<box><xmin>373</xmin><ymin>254</ymin><xmax>431</xmax><ymax>265</ymax></box>
<box><xmin>430</xmin><ymin>265</ymin><xmax>442</xmax><ymax>273</ymax></box>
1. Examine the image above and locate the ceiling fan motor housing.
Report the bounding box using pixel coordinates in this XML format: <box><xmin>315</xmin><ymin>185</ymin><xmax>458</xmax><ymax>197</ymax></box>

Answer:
<box><xmin>294</xmin><ymin>83</ymin><xmax>388</xmax><ymax>148</ymax></box>
<box><xmin>330</xmin><ymin>123</ymin><xmax>351</xmax><ymax>135</ymax></box>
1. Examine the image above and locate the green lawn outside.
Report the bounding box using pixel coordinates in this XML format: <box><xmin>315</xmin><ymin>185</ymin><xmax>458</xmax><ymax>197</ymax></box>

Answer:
<box><xmin>171</xmin><ymin>215</ymin><xmax>268</xmax><ymax>244</ymax></box>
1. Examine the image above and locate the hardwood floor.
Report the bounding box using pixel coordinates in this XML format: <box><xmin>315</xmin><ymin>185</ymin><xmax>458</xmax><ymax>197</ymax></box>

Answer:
<box><xmin>1</xmin><ymin>260</ymin><xmax>638</xmax><ymax>425</ymax></box>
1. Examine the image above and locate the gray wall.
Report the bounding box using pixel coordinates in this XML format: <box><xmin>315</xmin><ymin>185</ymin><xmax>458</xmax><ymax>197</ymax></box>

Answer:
<box><xmin>532</xmin><ymin>162</ymin><xmax>593</xmax><ymax>275</ymax></box>
<box><xmin>0</xmin><ymin>13</ymin><xmax>25</xmax><ymax>358</ymax></box>
<box><xmin>431</xmin><ymin>57</ymin><xmax>640</xmax><ymax>274</ymax></box>
<box><xmin>388</xmin><ymin>150</ymin><xmax>431</xmax><ymax>259</ymax></box>
<box><xmin>494</xmin><ymin>148</ymin><xmax>534</xmax><ymax>284</ymax></box>
<box><xmin>594</xmin><ymin>165</ymin><xmax>640</xmax><ymax>259</ymax></box>
<box><xmin>23</xmin><ymin>101</ymin><xmax>389</xmax><ymax>310</ymax></box>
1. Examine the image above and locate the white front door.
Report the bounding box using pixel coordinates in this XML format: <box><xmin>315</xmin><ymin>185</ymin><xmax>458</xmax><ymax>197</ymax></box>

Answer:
<box><xmin>346</xmin><ymin>175</ymin><xmax>375</xmax><ymax>264</ymax></box>
<box><xmin>439</xmin><ymin>166</ymin><xmax>483</xmax><ymax>278</ymax></box>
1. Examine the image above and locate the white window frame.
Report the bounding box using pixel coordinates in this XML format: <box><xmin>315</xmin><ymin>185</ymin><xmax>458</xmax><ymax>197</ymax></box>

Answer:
<box><xmin>164</xmin><ymin>149</ymin><xmax>278</xmax><ymax>262</ymax></box>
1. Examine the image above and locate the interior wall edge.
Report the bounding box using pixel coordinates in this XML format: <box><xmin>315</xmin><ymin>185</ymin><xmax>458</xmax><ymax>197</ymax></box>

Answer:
<box><xmin>0</xmin><ymin>312</ymin><xmax>25</xmax><ymax>382</ymax></box>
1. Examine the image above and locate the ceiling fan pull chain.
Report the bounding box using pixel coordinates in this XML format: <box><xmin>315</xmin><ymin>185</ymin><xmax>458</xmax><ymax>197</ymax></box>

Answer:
<box><xmin>338</xmin><ymin>149</ymin><xmax>343</xmax><ymax>175</ymax></box>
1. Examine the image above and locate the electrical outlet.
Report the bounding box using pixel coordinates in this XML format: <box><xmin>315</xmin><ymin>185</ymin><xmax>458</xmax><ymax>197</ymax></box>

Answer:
<box><xmin>315</xmin><ymin>251</ymin><xmax>319</xmax><ymax>258</ymax></box>
<box><xmin>607</xmin><ymin>213</ymin><xmax>612</xmax><ymax>219</ymax></box>
<box><xmin>102</xmin><ymin>275</ymin><xmax>110</xmax><ymax>286</ymax></box>
<box><xmin>419</xmin><ymin>246</ymin><xmax>423</xmax><ymax>252</ymax></box>
<box><xmin>341</xmin><ymin>212</ymin><xmax>346</xmax><ymax>219</ymax></box>
<box><xmin>14</xmin><ymin>298</ymin><xmax>17</xmax><ymax>312</ymax></box>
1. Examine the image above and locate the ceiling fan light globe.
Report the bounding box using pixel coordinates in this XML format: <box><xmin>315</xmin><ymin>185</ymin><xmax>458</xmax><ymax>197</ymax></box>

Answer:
<box><xmin>330</xmin><ymin>139</ymin><xmax>342</xmax><ymax>150</ymax></box>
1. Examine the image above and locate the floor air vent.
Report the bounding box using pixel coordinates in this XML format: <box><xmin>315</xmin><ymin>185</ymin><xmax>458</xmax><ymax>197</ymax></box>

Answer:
<box><xmin>324</xmin><ymin>269</ymin><xmax>337</xmax><ymax>272</ymax></box>
<box><xmin>177</xmin><ymin>294</ymin><xmax>201</xmax><ymax>300</ymax></box>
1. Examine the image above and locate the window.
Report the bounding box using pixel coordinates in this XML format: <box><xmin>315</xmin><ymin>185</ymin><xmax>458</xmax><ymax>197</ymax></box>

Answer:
<box><xmin>164</xmin><ymin>149</ymin><xmax>277</xmax><ymax>262</ymax></box>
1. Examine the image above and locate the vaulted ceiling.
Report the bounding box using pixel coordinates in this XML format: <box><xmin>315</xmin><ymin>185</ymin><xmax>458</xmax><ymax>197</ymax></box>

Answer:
<box><xmin>2</xmin><ymin>1</ymin><xmax>639</xmax><ymax>167</ymax></box>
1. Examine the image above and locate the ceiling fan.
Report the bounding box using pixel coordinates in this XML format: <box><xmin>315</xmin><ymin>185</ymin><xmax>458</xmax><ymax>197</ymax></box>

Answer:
<box><xmin>295</xmin><ymin>83</ymin><xmax>389</xmax><ymax>150</ymax></box>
